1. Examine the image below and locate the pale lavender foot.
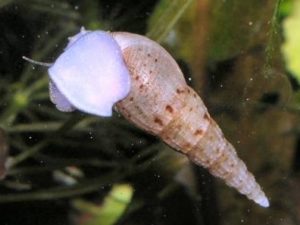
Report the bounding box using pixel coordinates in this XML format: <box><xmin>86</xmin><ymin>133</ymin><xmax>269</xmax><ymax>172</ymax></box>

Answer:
<box><xmin>49</xmin><ymin>80</ymin><xmax>75</xmax><ymax>112</ymax></box>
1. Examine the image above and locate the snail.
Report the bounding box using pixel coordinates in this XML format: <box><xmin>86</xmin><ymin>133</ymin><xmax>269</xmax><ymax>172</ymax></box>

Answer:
<box><xmin>23</xmin><ymin>27</ymin><xmax>269</xmax><ymax>207</ymax></box>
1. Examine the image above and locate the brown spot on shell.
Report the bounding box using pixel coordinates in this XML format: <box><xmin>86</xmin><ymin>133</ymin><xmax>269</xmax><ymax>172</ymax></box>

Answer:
<box><xmin>194</xmin><ymin>129</ymin><xmax>203</xmax><ymax>136</ymax></box>
<box><xmin>129</xmin><ymin>97</ymin><xmax>134</xmax><ymax>101</ymax></box>
<box><xmin>154</xmin><ymin>117</ymin><xmax>163</xmax><ymax>126</ymax></box>
<box><xmin>155</xmin><ymin>58</ymin><xmax>158</xmax><ymax>62</ymax></box>
<box><xmin>204</xmin><ymin>113</ymin><xmax>210</xmax><ymax>120</ymax></box>
<box><xmin>139</xmin><ymin>84</ymin><xmax>144</xmax><ymax>89</ymax></box>
<box><xmin>165</xmin><ymin>105</ymin><xmax>173</xmax><ymax>113</ymax></box>
<box><xmin>147</xmin><ymin>53</ymin><xmax>151</xmax><ymax>57</ymax></box>
<box><xmin>176</xmin><ymin>89</ymin><xmax>185</xmax><ymax>94</ymax></box>
<box><xmin>150</xmin><ymin>70</ymin><xmax>153</xmax><ymax>74</ymax></box>
<box><xmin>205</xmin><ymin>159</ymin><xmax>211</xmax><ymax>165</ymax></box>
<box><xmin>164</xmin><ymin>135</ymin><xmax>170</xmax><ymax>140</ymax></box>
<box><xmin>182</xmin><ymin>143</ymin><xmax>192</xmax><ymax>150</ymax></box>
<box><xmin>193</xmin><ymin>93</ymin><xmax>197</xmax><ymax>98</ymax></box>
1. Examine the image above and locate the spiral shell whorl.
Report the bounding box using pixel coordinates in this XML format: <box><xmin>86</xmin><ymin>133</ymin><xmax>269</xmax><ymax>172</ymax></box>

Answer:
<box><xmin>113</xmin><ymin>32</ymin><xmax>268</xmax><ymax>207</ymax></box>
<box><xmin>186</xmin><ymin>116</ymin><xmax>269</xmax><ymax>207</ymax></box>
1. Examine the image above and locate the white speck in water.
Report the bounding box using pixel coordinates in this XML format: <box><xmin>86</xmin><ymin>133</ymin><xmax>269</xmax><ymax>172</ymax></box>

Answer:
<box><xmin>74</xmin><ymin>5</ymin><xmax>79</xmax><ymax>10</ymax></box>
<box><xmin>188</xmin><ymin>77</ymin><xmax>192</xmax><ymax>81</ymax></box>
<box><xmin>89</xmin><ymin>131</ymin><xmax>94</xmax><ymax>140</ymax></box>
<box><xmin>165</xmin><ymin>30</ymin><xmax>177</xmax><ymax>46</ymax></box>
<box><xmin>28</xmin><ymin>136</ymin><xmax>32</xmax><ymax>140</ymax></box>
<box><xmin>248</xmin><ymin>21</ymin><xmax>253</xmax><ymax>26</ymax></box>
<box><xmin>246</xmin><ymin>98</ymin><xmax>250</xmax><ymax>101</ymax></box>
<box><xmin>220</xmin><ymin>84</ymin><xmax>223</xmax><ymax>88</ymax></box>
<box><xmin>37</xmin><ymin>35</ymin><xmax>41</xmax><ymax>39</ymax></box>
<box><xmin>237</xmin><ymin>140</ymin><xmax>241</xmax><ymax>144</ymax></box>
<box><xmin>241</xmin><ymin>219</ymin><xmax>244</xmax><ymax>223</ymax></box>
<box><xmin>250</xmin><ymin>77</ymin><xmax>253</xmax><ymax>81</ymax></box>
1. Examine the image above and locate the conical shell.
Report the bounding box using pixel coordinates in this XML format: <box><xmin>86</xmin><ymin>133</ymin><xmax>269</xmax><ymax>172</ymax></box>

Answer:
<box><xmin>113</xmin><ymin>32</ymin><xmax>269</xmax><ymax>207</ymax></box>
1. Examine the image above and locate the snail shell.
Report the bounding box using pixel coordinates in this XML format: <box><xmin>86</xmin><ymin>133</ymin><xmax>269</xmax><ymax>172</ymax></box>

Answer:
<box><xmin>45</xmin><ymin>29</ymin><xmax>269</xmax><ymax>207</ymax></box>
<box><xmin>113</xmin><ymin>32</ymin><xmax>269</xmax><ymax>207</ymax></box>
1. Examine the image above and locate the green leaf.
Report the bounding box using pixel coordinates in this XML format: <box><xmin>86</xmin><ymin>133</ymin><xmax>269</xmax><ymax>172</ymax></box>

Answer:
<box><xmin>147</xmin><ymin>0</ymin><xmax>194</xmax><ymax>42</ymax></box>
<box><xmin>282</xmin><ymin>0</ymin><xmax>300</xmax><ymax>83</ymax></box>
<box><xmin>208</xmin><ymin>0</ymin><xmax>276</xmax><ymax>62</ymax></box>
<box><xmin>278</xmin><ymin>0</ymin><xmax>293</xmax><ymax>19</ymax></box>
<box><xmin>73</xmin><ymin>184</ymin><xmax>133</xmax><ymax>225</ymax></box>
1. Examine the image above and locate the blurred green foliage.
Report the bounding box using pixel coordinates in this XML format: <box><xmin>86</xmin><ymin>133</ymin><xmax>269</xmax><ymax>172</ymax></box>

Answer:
<box><xmin>282</xmin><ymin>0</ymin><xmax>300</xmax><ymax>83</ymax></box>
<box><xmin>147</xmin><ymin>0</ymin><xmax>194</xmax><ymax>42</ymax></box>
<box><xmin>73</xmin><ymin>184</ymin><xmax>133</xmax><ymax>225</ymax></box>
<box><xmin>208</xmin><ymin>0</ymin><xmax>276</xmax><ymax>62</ymax></box>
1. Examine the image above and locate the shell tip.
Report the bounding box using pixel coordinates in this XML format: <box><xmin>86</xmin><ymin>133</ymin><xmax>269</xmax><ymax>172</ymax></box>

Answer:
<box><xmin>255</xmin><ymin>195</ymin><xmax>269</xmax><ymax>208</ymax></box>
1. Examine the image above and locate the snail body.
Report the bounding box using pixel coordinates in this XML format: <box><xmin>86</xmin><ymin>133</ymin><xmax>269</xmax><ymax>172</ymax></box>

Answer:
<box><xmin>43</xmin><ymin>28</ymin><xmax>269</xmax><ymax>207</ymax></box>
